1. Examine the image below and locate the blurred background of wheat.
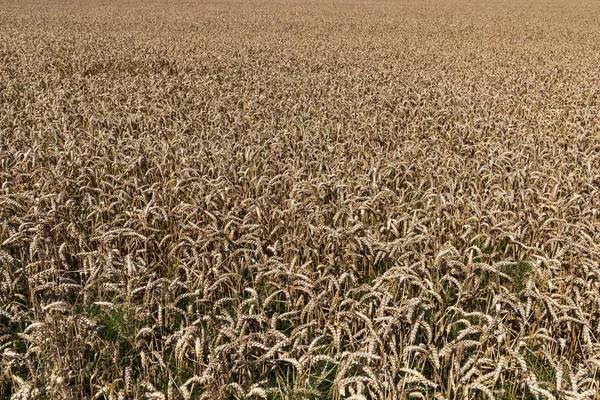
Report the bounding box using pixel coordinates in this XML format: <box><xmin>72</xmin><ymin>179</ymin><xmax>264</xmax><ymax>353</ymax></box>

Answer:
<box><xmin>1</xmin><ymin>0</ymin><xmax>599</xmax><ymax>399</ymax></box>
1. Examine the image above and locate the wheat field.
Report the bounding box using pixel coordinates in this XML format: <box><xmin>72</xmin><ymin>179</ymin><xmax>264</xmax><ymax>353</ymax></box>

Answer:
<box><xmin>1</xmin><ymin>0</ymin><xmax>599</xmax><ymax>399</ymax></box>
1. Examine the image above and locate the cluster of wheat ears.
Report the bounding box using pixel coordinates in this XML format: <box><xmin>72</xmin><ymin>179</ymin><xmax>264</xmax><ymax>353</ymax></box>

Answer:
<box><xmin>1</xmin><ymin>0</ymin><xmax>599</xmax><ymax>399</ymax></box>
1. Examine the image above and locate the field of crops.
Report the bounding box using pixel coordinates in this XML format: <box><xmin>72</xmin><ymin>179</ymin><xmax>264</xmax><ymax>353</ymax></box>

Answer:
<box><xmin>1</xmin><ymin>0</ymin><xmax>600</xmax><ymax>399</ymax></box>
